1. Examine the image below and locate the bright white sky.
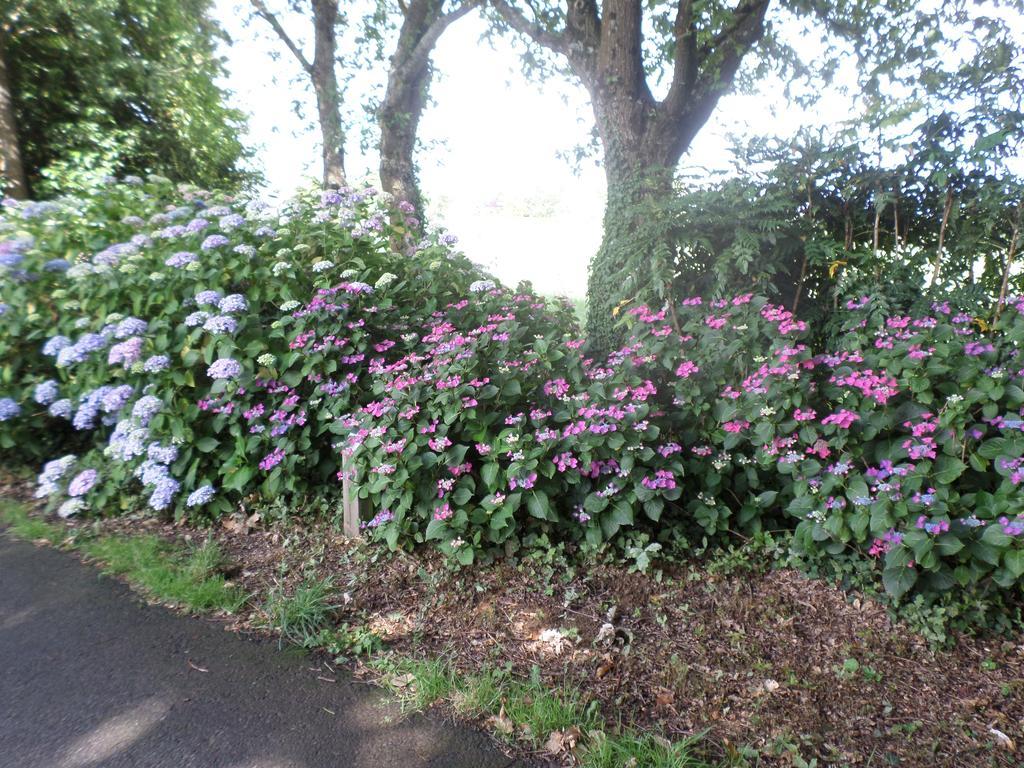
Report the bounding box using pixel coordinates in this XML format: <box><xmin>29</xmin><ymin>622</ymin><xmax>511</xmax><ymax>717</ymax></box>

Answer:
<box><xmin>209</xmin><ymin>2</ymin><xmax>955</xmax><ymax>296</ymax></box>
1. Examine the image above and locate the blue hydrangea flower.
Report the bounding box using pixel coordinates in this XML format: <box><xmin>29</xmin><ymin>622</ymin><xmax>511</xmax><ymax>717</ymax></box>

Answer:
<box><xmin>195</xmin><ymin>290</ymin><xmax>221</xmax><ymax>306</ymax></box>
<box><xmin>186</xmin><ymin>485</ymin><xmax>216</xmax><ymax>507</ymax></box>
<box><xmin>137</xmin><ymin>459</ymin><xmax>170</xmax><ymax>486</ymax></box>
<box><xmin>131</xmin><ymin>395</ymin><xmax>162</xmax><ymax>425</ymax></box>
<box><xmin>0</xmin><ymin>251</ymin><xmax>24</xmax><ymax>268</ymax></box>
<box><xmin>48</xmin><ymin>398</ymin><xmax>73</xmax><ymax>419</ymax></box>
<box><xmin>148</xmin><ymin>477</ymin><xmax>180</xmax><ymax>511</ymax></box>
<box><xmin>108</xmin><ymin>421</ymin><xmax>148</xmax><ymax>461</ymax></box>
<box><xmin>165</xmin><ymin>251</ymin><xmax>197</xmax><ymax>268</ymax></box>
<box><xmin>201</xmin><ymin>234</ymin><xmax>229</xmax><ymax>250</ymax></box>
<box><xmin>33</xmin><ymin>379</ymin><xmax>59</xmax><ymax>405</ymax></box>
<box><xmin>0</xmin><ymin>302</ymin><xmax>8</xmax><ymax>316</ymax></box>
<box><xmin>35</xmin><ymin>454</ymin><xmax>76</xmax><ymax>497</ymax></box>
<box><xmin>73</xmin><ymin>386</ymin><xmax>112</xmax><ymax>430</ymax></box>
<box><xmin>57</xmin><ymin>498</ymin><xmax>85</xmax><ymax>519</ymax></box>
<box><xmin>203</xmin><ymin>315</ymin><xmax>237</xmax><ymax>335</ymax></box>
<box><xmin>218</xmin><ymin>294</ymin><xmax>248</xmax><ymax>313</ymax></box>
<box><xmin>42</xmin><ymin>335</ymin><xmax>72</xmax><ymax>356</ymax></box>
<box><xmin>253</xmin><ymin>226</ymin><xmax>276</xmax><ymax>238</ymax></box>
<box><xmin>147</xmin><ymin>442</ymin><xmax>178</xmax><ymax>465</ymax></box>
<box><xmin>186</xmin><ymin>217</ymin><xmax>210</xmax><ymax>233</ymax></box>
<box><xmin>207</xmin><ymin>358</ymin><xmax>242</xmax><ymax>380</ymax></box>
<box><xmin>218</xmin><ymin>214</ymin><xmax>245</xmax><ymax>231</ymax></box>
<box><xmin>184</xmin><ymin>310</ymin><xmax>210</xmax><ymax>327</ymax></box>
<box><xmin>143</xmin><ymin>355</ymin><xmax>170</xmax><ymax>373</ymax></box>
<box><xmin>115</xmin><ymin>317</ymin><xmax>148</xmax><ymax>339</ymax></box>
<box><xmin>0</xmin><ymin>397</ymin><xmax>20</xmax><ymax>421</ymax></box>
<box><xmin>43</xmin><ymin>259</ymin><xmax>70</xmax><ymax>272</ymax></box>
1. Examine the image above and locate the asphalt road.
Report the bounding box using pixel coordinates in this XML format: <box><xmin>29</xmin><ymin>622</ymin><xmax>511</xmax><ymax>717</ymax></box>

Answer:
<box><xmin>0</xmin><ymin>534</ymin><xmax>522</xmax><ymax>768</ymax></box>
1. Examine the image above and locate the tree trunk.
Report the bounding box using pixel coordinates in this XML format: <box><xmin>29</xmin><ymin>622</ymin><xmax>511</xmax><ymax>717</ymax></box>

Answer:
<box><xmin>0</xmin><ymin>35</ymin><xmax>27</xmax><ymax>199</ymax></box>
<box><xmin>378</xmin><ymin>0</ymin><xmax>437</xmax><ymax>224</ymax></box>
<box><xmin>312</xmin><ymin>0</ymin><xmax>345</xmax><ymax>187</ymax></box>
<box><xmin>585</xmin><ymin>134</ymin><xmax>676</xmax><ymax>348</ymax></box>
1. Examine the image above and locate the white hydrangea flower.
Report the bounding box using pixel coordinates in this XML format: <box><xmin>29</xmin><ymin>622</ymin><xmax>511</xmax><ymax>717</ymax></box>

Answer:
<box><xmin>312</xmin><ymin>260</ymin><xmax>334</xmax><ymax>273</ymax></box>
<box><xmin>340</xmin><ymin>268</ymin><xmax>358</xmax><ymax>279</ymax></box>
<box><xmin>279</xmin><ymin>300</ymin><xmax>300</xmax><ymax>312</ymax></box>
<box><xmin>375</xmin><ymin>272</ymin><xmax>397</xmax><ymax>289</ymax></box>
<box><xmin>470</xmin><ymin>279</ymin><xmax>496</xmax><ymax>293</ymax></box>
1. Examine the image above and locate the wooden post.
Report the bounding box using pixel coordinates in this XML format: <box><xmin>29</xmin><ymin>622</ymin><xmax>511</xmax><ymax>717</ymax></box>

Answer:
<box><xmin>341</xmin><ymin>448</ymin><xmax>362</xmax><ymax>538</ymax></box>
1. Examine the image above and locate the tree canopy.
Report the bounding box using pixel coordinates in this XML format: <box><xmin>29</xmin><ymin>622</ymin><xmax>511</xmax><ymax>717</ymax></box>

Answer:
<box><xmin>3</xmin><ymin>0</ymin><xmax>251</xmax><ymax>196</ymax></box>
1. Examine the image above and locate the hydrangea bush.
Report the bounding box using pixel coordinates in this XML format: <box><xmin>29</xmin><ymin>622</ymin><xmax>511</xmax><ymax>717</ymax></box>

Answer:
<box><xmin>2</xmin><ymin>178</ymin><xmax>1022</xmax><ymax>606</ymax></box>
<box><xmin>0</xmin><ymin>178</ymin><xmax>485</xmax><ymax>519</ymax></box>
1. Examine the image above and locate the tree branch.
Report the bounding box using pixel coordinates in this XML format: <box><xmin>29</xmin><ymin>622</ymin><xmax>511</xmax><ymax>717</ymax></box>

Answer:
<box><xmin>250</xmin><ymin>0</ymin><xmax>313</xmax><ymax>75</ymax></box>
<box><xmin>661</xmin><ymin>0</ymin><xmax>696</xmax><ymax>117</ymax></box>
<box><xmin>691</xmin><ymin>0</ymin><xmax>769</xmax><ymax>103</ymax></box>
<box><xmin>401</xmin><ymin>0</ymin><xmax>482</xmax><ymax>75</ymax></box>
<box><xmin>490</xmin><ymin>0</ymin><xmax>570</xmax><ymax>56</ymax></box>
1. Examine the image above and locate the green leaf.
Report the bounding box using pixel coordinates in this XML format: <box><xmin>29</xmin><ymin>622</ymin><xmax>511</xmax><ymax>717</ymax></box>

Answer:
<box><xmin>1004</xmin><ymin>550</ymin><xmax>1024</xmax><ymax>579</ymax></box>
<box><xmin>932</xmin><ymin>456</ymin><xmax>966</xmax><ymax>485</ymax></box>
<box><xmin>195</xmin><ymin>437</ymin><xmax>219</xmax><ymax>453</ymax></box>
<box><xmin>882</xmin><ymin>565</ymin><xmax>918</xmax><ymax>600</ymax></box>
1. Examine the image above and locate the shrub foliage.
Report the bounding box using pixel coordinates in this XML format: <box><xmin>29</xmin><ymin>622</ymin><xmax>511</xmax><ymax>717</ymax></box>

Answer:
<box><xmin>1</xmin><ymin>179</ymin><xmax>1022</xmax><ymax>608</ymax></box>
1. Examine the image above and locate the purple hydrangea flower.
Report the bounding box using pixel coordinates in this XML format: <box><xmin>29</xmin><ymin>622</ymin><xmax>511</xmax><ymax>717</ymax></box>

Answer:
<box><xmin>165</xmin><ymin>251</ymin><xmax>198</xmax><ymax>268</ymax></box>
<box><xmin>0</xmin><ymin>397</ymin><xmax>20</xmax><ymax>421</ymax></box>
<box><xmin>138</xmin><ymin>459</ymin><xmax>170</xmax><ymax>486</ymax></box>
<box><xmin>203</xmin><ymin>315</ymin><xmax>237</xmax><ymax>335</ymax></box>
<box><xmin>44</xmin><ymin>259</ymin><xmax>71</xmax><ymax>272</ymax></box>
<box><xmin>67</xmin><ymin>468</ymin><xmax>98</xmax><ymax>497</ymax></box>
<box><xmin>218</xmin><ymin>294</ymin><xmax>248</xmax><ymax>313</ymax></box>
<box><xmin>202</xmin><ymin>234</ymin><xmax>230</xmax><ymax>250</ymax></box>
<box><xmin>186</xmin><ymin>485</ymin><xmax>216</xmax><ymax>507</ymax></box>
<box><xmin>195</xmin><ymin>290</ymin><xmax>221</xmax><ymax>306</ymax></box>
<box><xmin>108</xmin><ymin>337</ymin><xmax>144</xmax><ymax>366</ymax></box>
<box><xmin>185</xmin><ymin>217</ymin><xmax>209</xmax><ymax>233</ymax></box>
<box><xmin>207</xmin><ymin>358</ymin><xmax>242</xmax><ymax>380</ymax></box>
<box><xmin>101</xmin><ymin>385</ymin><xmax>134</xmax><ymax>414</ymax></box>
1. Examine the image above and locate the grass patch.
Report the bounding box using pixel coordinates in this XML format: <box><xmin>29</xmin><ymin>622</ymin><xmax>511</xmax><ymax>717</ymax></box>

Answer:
<box><xmin>2</xmin><ymin>499</ymin><xmax>244</xmax><ymax>614</ymax></box>
<box><xmin>374</xmin><ymin>656</ymin><xmax>719</xmax><ymax>767</ymax></box>
<box><xmin>0</xmin><ymin>499</ymin><xmax>67</xmax><ymax>546</ymax></box>
<box><xmin>262</xmin><ymin>576</ymin><xmax>337</xmax><ymax>647</ymax></box>
<box><xmin>80</xmin><ymin>535</ymin><xmax>246</xmax><ymax>614</ymax></box>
